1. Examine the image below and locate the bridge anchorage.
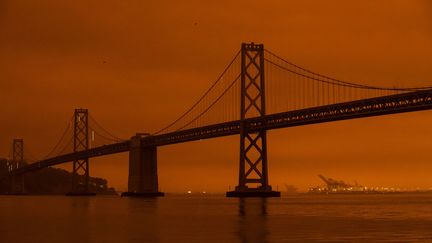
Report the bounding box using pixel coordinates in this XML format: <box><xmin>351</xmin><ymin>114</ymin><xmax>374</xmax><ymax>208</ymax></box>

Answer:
<box><xmin>226</xmin><ymin>43</ymin><xmax>280</xmax><ymax>197</ymax></box>
<box><xmin>66</xmin><ymin>109</ymin><xmax>95</xmax><ymax>196</ymax></box>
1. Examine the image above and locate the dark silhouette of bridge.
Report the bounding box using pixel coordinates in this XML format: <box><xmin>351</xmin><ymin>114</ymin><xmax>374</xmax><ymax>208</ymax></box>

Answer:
<box><xmin>4</xmin><ymin>42</ymin><xmax>432</xmax><ymax>197</ymax></box>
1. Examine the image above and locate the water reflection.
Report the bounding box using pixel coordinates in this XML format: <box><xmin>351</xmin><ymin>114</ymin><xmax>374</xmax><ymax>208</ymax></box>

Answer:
<box><xmin>237</xmin><ymin>198</ymin><xmax>269</xmax><ymax>243</ymax></box>
<box><xmin>70</xmin><ymin>196</ymin><xmax>92</xmax><ymax>210</ymax></box>
<box><xmin>69</xmin><ymin>197</ymin><xmax>92</xmax><ymax>243</ymax></box>
<box><xmin>3</xmin><ymin>195</ymin><xmax>432</xmax><ymax>242</ymax></box>
<box><xmin>126</xmin><ymin>198</ymin><xmax>160</xmax><ymax>242</ymax></box>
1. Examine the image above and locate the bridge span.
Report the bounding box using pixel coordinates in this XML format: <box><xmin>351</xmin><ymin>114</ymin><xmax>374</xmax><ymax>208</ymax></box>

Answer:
<box><xmin>14</xmin><ymin>88</ymin><xmax>432</xmax><ymax>177</ymax></box>
<box><xmin>5</xmin><ymin>42</ymin><xmax>432</xmax><ymax>197</ymax></box>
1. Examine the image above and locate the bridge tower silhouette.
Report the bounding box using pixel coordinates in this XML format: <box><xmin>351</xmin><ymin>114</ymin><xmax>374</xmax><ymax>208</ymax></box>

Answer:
<box><xmin>9</xmin><ymin>138</ymin><xmax>25</xmax><ymax>194</ymax></box>
<box><xmin>66</xmin><ymin>108</ymin><xmax>95</xmax><ymax>196</ymax></box>
<box><xmin>227</xmin><ymin>43</ymin><xmax>280</xmax><ymax>197</ymax></box>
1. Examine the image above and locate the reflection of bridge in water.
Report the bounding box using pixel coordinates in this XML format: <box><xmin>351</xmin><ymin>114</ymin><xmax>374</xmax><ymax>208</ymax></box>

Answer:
<box><xmin>5</xmin><ymin>42</ymin><xmax>432</xmax><ymax>197</ymax></box>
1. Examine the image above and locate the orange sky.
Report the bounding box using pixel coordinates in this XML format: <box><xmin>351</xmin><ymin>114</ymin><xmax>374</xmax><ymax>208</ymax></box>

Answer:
<box><xmin>1</xmin><ymin>0</ymin><xmax>432</xmax><ymax>192</ymax></box>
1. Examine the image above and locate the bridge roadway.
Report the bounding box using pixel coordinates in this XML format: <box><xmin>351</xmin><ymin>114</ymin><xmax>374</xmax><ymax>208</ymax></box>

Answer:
<box><xmin>14</xmin><ymin>89</ymin><xmax>432</xmax><ymax>175</ymax></box>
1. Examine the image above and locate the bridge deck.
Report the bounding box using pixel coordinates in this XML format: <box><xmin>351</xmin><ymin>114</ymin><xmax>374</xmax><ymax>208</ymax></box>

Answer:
<box><xmin>152</xmin><ymin>89</ymin><xmax>432</xmax><ymax>145</ymax></box>
<box><xmin>14</xmin><ymin>89</ymin><xmax>432</xmax><ymax>175</ymax></box>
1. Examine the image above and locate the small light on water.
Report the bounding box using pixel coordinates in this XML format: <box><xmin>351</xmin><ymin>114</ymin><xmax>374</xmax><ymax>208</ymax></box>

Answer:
<box><xmin>202</xmin><ymin>191</ymin><xmax>206</xmax><ymax>194</ymax></box>
<box><xmin>187</xmin><ymin>190</ymin><xmax>192</xmax><ymax>194</ymax></box>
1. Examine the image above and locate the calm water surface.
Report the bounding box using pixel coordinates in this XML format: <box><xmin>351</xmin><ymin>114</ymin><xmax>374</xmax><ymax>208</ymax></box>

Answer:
<box><xmin>1</xmin><ymin>194</ymin><xmax>432</xmax><ymax>242</ymax></box>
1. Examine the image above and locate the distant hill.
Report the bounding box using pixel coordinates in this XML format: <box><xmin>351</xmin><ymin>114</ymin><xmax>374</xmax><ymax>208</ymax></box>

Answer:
<box><xmin>0</xmin><ymin>158</ymin><xmax>116</xmax><ymax>195</ymax></box>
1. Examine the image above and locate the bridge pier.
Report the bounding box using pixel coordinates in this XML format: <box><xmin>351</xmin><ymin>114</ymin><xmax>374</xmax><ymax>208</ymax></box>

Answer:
<box><xmin>227</xmin><ymin>42</ymin><xmax>280</xmax><ymax>198</ymax></box>
<box><xmin>121</xmin><ymin>135</ymin><xmax>164</xmax><ymax>197</ymax></box>
<box><xmin>8</xmin><ymin>174</ymin><xmax>26</xmax><ymax>195</ymax></box>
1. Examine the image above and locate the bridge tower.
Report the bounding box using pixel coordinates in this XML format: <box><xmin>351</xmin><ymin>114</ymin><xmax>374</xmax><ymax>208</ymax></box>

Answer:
<box><xmin>67</xmin><ymin>108</ymin><xmax>95</xmax><ymax>196</ymax></box>
<box><xmin>121</xmin><ymin>135</ymin><xmax>164</xmax><ymax>197</ymax></box>
<box><xmin>227</xmin><ymin>43</ymin><xmax>280</xmax><ymax>197</ymax></box>
<box><xmin>9</xmin><ymin>138</ymin><xmax>25</xmax><ymax>194</ymax></box>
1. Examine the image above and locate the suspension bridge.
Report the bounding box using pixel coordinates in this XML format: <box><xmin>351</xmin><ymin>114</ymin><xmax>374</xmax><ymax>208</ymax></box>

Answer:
<box><xmin>3</xmin><ymin>42</ymin><xmax>432</xmax><ymax>197</ymax></box>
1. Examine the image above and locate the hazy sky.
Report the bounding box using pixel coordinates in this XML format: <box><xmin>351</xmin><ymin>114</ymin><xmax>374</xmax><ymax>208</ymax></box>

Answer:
<box><xmin>1</xmin><ymin>0</ymin><xmax>432</xmax><ymax>192</ymax></box>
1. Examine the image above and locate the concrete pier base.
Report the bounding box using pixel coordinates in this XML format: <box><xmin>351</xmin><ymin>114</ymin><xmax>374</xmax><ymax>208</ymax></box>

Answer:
<box><xmin>120</xmin><ymin>192</ymin><xmax>165</xmax><ymax>197</ymax></box>
<box><xmin>122</xmin><ymin>135</ymin><xmax>164</xmax><ymax>197</ymax></box>
<box><xmin>65</xmin><ymin>192</ymin><xmax>96</xmax><ymax>196</ymax></box>
<box><xmin>8</xmin><ymin>174</ymin><xmax>26</xmax><ymax>195</ymax></box>
<box><xmin>227</xmin><ymin>186</ymin><xmax>280</xmax><ymax>197</ymax></box>
<box><xmin>226</xmin><ymin>190</ymin><xmax>280</xmax><ymax>197</ymax></box>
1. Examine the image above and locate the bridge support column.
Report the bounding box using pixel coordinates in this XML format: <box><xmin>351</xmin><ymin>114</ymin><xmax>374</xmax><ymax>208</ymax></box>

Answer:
<box><xmin>121</xmin><ymin>135</ymin><xmax>164</xmax><ymax>197</ymax></box>
<box><xmin>67</xmin><ymin>109</ymin><xmax>95</xmax><ymax>196</ymax></box>
<box><xmin>8</xmin><ymin>139</ymin><xmax>26</xmax><ymax>195</ymax></box>
<box><xmin>227</xmin><ymin>42</ymin><xmax>280</xmax><ymax>197</ymax></box>
<box><xmin>9</xmin><ymin>174</ymin><xmax>25</xmax><ymax>195</ymax></box>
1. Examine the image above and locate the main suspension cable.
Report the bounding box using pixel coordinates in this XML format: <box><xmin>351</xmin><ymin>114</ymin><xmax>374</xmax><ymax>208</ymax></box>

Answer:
<box><xmin>265</xmin><ymin>49</ymin><xmax>432</xmax><ymax>91</ymax></box>
<box><xmin>153</xmin><ymin>50</ymin><xmax>241</xmax><ymax>135</ymax></box>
